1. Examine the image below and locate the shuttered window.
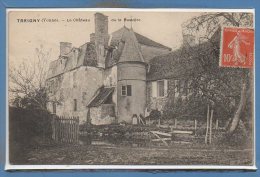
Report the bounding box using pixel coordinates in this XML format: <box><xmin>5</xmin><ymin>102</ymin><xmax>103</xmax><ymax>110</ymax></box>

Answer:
<box><xmin>127</xmin><ymin>85</ymin><xmax>132</xmax><ymax>96</ymax></box>
<box><xmin>121</xmin><ymin>86</ymin><xmax>126</xmax><ymax>96</ymax></box>
<box><xmin>158</xmin><ymin>80</ymin><xmax>164</xmax><ymax>97</ymax></box>
<box><xmin>152</xmin><ymin>80</ymin><xmax>168</xmax><ymax>97</ymax></box>
<box><xmin>122</xmin><ymin>85</ymin><xmax>132</xmax><ymax>96</ymax></box>
<box><xmin>152</xmin><ymin>81</ymin><xmax>157</xmax><ymax>97</ymax></box>
<box><xmin>164</xmin><ymin>79</ymin><xmax>168</xmax><ymax>97</ymax></box>
<box><xmin>73</xmin><ymin>99</ymin><xmax>77</xmax><ymax>111</ymax></box>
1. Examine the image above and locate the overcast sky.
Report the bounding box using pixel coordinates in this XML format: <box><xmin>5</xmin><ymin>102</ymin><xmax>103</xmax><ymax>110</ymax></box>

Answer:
<box><xmin>8</xmin><ymin>10</ymin><xmax>200</xmax><ymax>67</ymax></box>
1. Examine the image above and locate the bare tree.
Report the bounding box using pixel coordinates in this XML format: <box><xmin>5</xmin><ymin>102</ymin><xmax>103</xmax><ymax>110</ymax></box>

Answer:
<box><xmin>182</xmin><ymin>12</ymin><xmax>253</xmax><ymax>134</ymax></box>
<box><xmin>9</xmin><ymin>44</ymin><xmax>52</xmax><ymax>110</ymax></box>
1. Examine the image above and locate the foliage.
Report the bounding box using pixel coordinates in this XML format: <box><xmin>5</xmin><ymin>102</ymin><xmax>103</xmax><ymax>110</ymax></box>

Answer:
<box><xmin>9</xmin><ymin>44</ymin><xmax>51</xmax><ymax>110</ymax></box>
<box><xmin>9</xmin><ymin>45</ymin><xmax>55</xmax><ymax>164</ymax></box>
<box><xmin>181</xmin><ymin>12</ymin><xmax>254</xmax><ymax>133</ymax></box>
<box><xmin>162</xmin><ymin>94</ymin><xmax>208</xmax><ymax>120</ymax></box>
<box><xmin>9</xmin><ymin>106</ymin><xmax>53</xmax><ymax>164</ymax></box>
<box><xmin>12</xmin><ymin>87</ymin><xmax>48</xmax><ymax>110</ymax></box>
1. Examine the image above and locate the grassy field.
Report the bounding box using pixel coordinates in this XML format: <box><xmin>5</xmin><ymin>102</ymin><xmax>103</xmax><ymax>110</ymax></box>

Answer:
<box><xmin>21</xmin><ymin>143</ymin><xmax>253</xmax><ymax>166</ymax></box>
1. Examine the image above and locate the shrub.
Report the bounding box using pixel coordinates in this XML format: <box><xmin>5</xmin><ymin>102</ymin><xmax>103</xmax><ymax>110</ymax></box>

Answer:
<box><xmin>9</xmin><ymin>106</ymin><xmax>53</xmax><ymax>164</ymax></box>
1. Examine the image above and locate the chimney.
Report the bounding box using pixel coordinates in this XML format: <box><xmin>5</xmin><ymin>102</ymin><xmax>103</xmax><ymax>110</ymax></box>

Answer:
<box><xmin>95</xmin><ymin>13</ymin><xmax>108</xmax><ymax>43</ymax></box>
<box><xmin>60</xmin><ymin>42</ymin><xmax>72</xmax><ymax>56</ymax></box>
<box><xmin>90</xmin><ymin>33</ymin><xmax>95</xmax><ymax>43</ymax></box>
<box><xmin>94</xmin><ymin>13</ymin><xmax>109</xmax><ymax>68</ymax></box>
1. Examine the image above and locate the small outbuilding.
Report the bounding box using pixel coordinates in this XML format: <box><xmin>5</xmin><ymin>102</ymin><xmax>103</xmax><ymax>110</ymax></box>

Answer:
<box><xmin>87</xmin><ymin>87</ymin><xmax>116</xmax><ymax>125</ymax></box>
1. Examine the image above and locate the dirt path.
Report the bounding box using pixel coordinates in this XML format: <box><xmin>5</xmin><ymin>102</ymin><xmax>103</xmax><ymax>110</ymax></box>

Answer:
<box><xmin>22</xmin><ymin>144</ymin><xmax>253</xmax><ymax>166</ymax></box>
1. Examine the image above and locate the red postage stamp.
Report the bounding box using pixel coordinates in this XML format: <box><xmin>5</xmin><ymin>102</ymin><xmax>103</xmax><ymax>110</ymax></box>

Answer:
<box><xmin>220</xmin><ymin>27</ymin><xmax>254</xmax><ymax>68</ymax></box>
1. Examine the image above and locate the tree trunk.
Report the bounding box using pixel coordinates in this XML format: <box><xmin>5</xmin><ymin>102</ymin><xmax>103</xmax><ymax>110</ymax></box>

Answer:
<box><xmin>227</xmin><ymin>79</ymin><xmax>247</xmax><ymax>134</ymax></box>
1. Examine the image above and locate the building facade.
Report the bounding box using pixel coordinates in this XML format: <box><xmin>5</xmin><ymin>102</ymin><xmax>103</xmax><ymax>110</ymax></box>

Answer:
<box><xmin>46</xmin><ymin>12</ymin><xmax>200</xmax><ymax>125</ymax></box>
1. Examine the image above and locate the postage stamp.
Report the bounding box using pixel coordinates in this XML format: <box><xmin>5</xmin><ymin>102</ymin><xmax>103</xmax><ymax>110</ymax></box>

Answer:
<box><xmin>220</xmin><ymin>27</ymin><xmax>254</xmax><ymax>68</ymax></box>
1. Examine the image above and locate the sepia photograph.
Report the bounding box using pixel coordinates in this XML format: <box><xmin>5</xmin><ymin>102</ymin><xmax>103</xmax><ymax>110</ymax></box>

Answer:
<box><xmin>6</xmin><ymin>9</ymin><xmax>255</xmax><ymax>169</ymax></box>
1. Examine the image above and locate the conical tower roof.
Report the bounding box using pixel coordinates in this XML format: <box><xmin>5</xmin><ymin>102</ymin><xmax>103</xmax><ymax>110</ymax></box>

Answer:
<box><xmin>117</xmin><ymin>27</ymin><xmax>145</xmax><ymax>63</ymax></box>
<box><xmin>105</xmin><ymin>26</ymin><xmax>171</xmax><ymax>67</ymax></box>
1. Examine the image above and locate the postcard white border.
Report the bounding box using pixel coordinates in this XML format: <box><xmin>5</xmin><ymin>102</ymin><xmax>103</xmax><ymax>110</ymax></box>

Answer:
<box><xmin>5</xmin><ymin>8</ymin><xmax>256</xmax><ymax>170</ymax></box>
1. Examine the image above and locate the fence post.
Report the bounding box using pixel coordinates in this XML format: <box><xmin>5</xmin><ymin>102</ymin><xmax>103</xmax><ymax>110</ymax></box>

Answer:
<box><xmin>68</xmin><ymin>117</ymin><xmax>70</xmax><ymax>143</ymax></box>
<box><xmin>194</xmin><ymin>119</ymin><xmax>197</xmax><ymax>135</ymax></box>
<box><xmin>65</xmin><ymin>117</ymin><xmax>68</xmax><ymax>143</ymax></box>
<box><xmin>174</xmin><ymin>118</ymin><xmax>177</xmax><ymax>128</ymax></box>
<box><xmin>55</xmin><ymin>116</ymin><xmax>58</xmax><ymax>142</ymax></box>
<box><xmin>215</xmin><ymin>119</ymin><xmax>219</xmax><ymax>129</ymax></box>
<box><xmin>76</xmin><ymin>117</ymin><xmax>79</xmax><ymax>143</ymax></box>
<box><xmin>209</xmin><ymin>109</ymin><xmax>214</xmax><ymax>144</ymax></box>
<box><xmin>51</xmin><ymin>114</ymin><xmax>55</xmax><ymax>140</ymax></box>
<box><xmin>51</xmin><ymin>115</ymin><xmax>79</xmax><ymax>144</ymax></box>
<box><xmin>60</xmin><ymin>116</ymin><xmax>63</xmax><ymax>143</ymax></box>
<box><xmin>205</xmin><ymin>104</ymin><xmax>210</xmax><ymax>144</ymax></box>
<box><xmin>58</xmin><ymin>116</ymin><xmax>61</xmax><ymax>143</ymax></box>
<box><xmin>72</xmin><ymin>117</ymin><xmax>74</xmax><ymax>143</ymax></box>
<box><xmin>56</xmin><ymin>116</ymin><xmax>59</xmax><ymax>142</ymax></box>
<box><xmin>69</xmin><ymin>117</ymin><xmax>72</xmax><ymax>143</ymax></box>
<box><xmin>62</xmin><ymin>116</ymin><xmax>64</xmax><ymax>143</ymax></box>
<box><xmin>75</xmin><ymin>117</ymin><xmax>77</xmax><ymax>143</ymax></box>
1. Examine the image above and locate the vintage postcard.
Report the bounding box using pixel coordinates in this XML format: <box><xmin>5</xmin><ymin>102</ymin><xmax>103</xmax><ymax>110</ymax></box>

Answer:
<box><xmin>6</xmin><ymin>9</ymin><xmax>255</xmax><ymax>170</ymax></box>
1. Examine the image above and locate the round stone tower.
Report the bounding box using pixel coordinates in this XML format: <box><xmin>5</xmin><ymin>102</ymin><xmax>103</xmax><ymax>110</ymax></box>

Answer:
<box><xmin>116</xmin><ymin>28</ymin><xmax>146</xmax><ymax>123</ymax></box>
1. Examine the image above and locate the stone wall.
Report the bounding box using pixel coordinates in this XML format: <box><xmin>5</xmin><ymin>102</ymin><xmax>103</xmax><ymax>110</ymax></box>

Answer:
<box><xmin>90</xmin><ymin>105</ymin><xmax>115</xmax><ymax>125</ymax></box>
<box><xmin>117</xmin><ymin>62</ymin><xmax>146</xmax><ymax>123</ymax></box>
<box><xmin>103</xmin><ymin>66</ymin><xmax>117</xmax><ymax>118</ymax></box>
<box><xmin>47</xmin><ymin>66</ymin><xmax>104</xmax><ymax>124</ymax></box>
<box><xmin>104</xmin><ymin>65</ymin><xmax>117</xmax><ymax>87</ymax></box>
<box><xmin>90</xmin><ymin>107</ymin><xmax>101</xmax><ymax>124</ymax></box>
<box><xmin>101</xmin><ymin>104</ymin><xmax>115</xmax><ymax>117</ymax></box>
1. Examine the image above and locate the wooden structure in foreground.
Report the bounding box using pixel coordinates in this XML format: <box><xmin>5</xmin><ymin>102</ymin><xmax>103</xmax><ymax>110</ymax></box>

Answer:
<box><xmin>150</xmin><ymin>129</ymin><xmax>194</xmax><ymax>146</ymax></box>
<box><xmin>51</xmin><ymin>115</ymin><xmax>79</xmax><ymax>144</ymax></box>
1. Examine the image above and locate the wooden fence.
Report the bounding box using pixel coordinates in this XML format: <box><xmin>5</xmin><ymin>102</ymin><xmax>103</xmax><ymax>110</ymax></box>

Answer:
<box><xmin>51</xmin><ymin>115</ymin><xmax>79</xmax><ymax>143</ymax></box>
